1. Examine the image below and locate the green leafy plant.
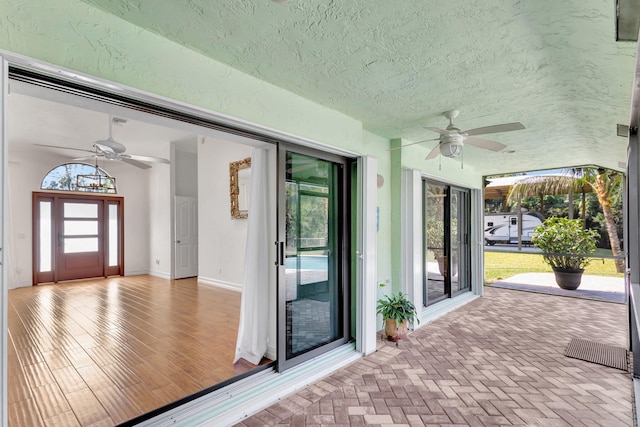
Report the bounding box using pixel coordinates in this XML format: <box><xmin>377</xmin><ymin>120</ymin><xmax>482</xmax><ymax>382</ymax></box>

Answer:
<box><xmin>531</xmin><ymin>217</ymin><xmax>599</xmax><ymax>272</ymax></box>
<box><xmin>376</xmin><ymin>289</ymin><xmax>419</xmax><ymax>326</ymax></box>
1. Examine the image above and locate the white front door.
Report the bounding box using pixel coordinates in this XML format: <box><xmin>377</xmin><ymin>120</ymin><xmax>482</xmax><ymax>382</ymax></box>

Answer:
<box><xmin>174</xmin><ymin>196</ymin><xmax>198</xmax><ymax>279</ymax></box>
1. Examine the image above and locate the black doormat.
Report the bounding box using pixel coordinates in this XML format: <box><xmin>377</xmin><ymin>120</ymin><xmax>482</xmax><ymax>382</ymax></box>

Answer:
<box><xmin>565</xmin><ymin>338</ymin><xmax>628</xmax><ymax>371</ymax></box>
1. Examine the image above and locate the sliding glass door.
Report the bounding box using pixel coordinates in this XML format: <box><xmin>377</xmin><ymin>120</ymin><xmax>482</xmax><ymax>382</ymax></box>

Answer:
<box><xmin>423</xmin><ymin>180</ymin><xmax>470</xmax><ymax>306</ymax></box>
<box><xmin>277</xmin><ymin>145</ymin><xmax>351</xmax><ymax>371</ymax></box>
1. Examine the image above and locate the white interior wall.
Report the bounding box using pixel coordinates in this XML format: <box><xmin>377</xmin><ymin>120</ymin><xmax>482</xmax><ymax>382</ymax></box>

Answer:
<box><xmin>175</xmin><ymin>150</ymin><xmax>198</xmax><ymax>198</ymax></box>
<box><xmin>147</xmin><ymin>143</ymin><xmax>172</xmax><ymax>278</ymax></box>
<box><xmin>110</xmin><ymin>160</ymin><xmax>152</xmax><ymax>276</ymax></box>
<box><xmin>197</xmin><ymin>136</ymin><xmax>254</xmax><ymax>290</ymax></box>
<box><xmin>6</xmin><ymin>151</ymin><xmax>58</xmax><ymax>288</ymax></box>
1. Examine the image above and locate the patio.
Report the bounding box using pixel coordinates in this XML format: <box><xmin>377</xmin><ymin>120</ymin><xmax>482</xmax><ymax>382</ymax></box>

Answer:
<box><xmin>489</xmin><ymin>273</ymin><xmax>626</xmax><ymax>304</ymax></box>
<box><xmin>236</xmin><ymin>286</ymin><xmax>632</xmax><ymax>426</ymax></box>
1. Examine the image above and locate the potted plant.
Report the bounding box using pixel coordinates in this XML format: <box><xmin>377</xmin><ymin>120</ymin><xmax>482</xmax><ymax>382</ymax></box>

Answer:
<box><xmin>376</xmin><ymin>289</ymin><xmax>419</xmax><ymax>343</ymax></box>
<box><xmin>532</xmin><ymin>217</ymin><xmax>599</xmax><ymax>290</ymax></box>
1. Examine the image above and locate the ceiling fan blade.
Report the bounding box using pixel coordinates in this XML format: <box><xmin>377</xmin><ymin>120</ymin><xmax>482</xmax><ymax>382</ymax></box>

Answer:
<box><xmin>127</xmin><ymin>154</ymin><xmax>171</xmax><ymax>164</ymax></box>
<box><xmin>464</xmin><ymin>122</ymin><xmax>525</xmax><ymax>136</ymax></box>
<box><xmin>464</xmin><ymin>136</ymin><xmax>507</xmax><ymax>152</ymax></box>
<box><xmin>120</xmin><ymin>157</ymin><xmax>152</xmax><ymax>169</ymax></box>
<box><xmin>425</xmin><ymin>144</ymin><xmax>441</xmax><ymax>160</ymax></box>
<box><xmin>34</xmin><ymin>144</ymin><xmax>95</xmax><ymax>153</ymax></box>
<box><xmin>387</xmin><ymin>138</ymin><xmax>439</xmax><ymax>151</ymax></box>
<box><xmin>424</xmin><ymin>127</ymin><xmax>449</xmax><ymax>135</ymax></box>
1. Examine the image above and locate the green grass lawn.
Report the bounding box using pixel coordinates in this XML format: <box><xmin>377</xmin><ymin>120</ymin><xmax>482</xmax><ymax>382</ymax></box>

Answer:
<box><xmin>484</xmin><ymin>250</ymin><xmax>623</xmax><ymax>284</ymax></box>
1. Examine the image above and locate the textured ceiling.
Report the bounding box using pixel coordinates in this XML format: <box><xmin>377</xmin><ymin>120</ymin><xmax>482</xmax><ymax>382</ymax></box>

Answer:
<box><xmin>80</xmin><ymin>0</ymin><xmax>637</xmax><ymax>175</ymax></box>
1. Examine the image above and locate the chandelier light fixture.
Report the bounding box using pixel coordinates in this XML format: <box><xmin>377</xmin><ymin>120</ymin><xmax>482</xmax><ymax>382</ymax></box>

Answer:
<box><xmin>76</xmin><ymin>153</ymin><xmax>115</xmax><ymax>191</ymax></box>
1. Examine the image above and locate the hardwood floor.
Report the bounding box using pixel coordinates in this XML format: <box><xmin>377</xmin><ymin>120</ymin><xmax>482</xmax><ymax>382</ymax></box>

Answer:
<box><xmin>7</xmin><ymin>275</ymin><xmax>264</xmax><ymax>426</ymax></box>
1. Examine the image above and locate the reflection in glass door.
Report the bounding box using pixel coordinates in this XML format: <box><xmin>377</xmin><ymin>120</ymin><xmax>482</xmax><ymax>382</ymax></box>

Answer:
<box><xmin>277</xmin><ymin>147</ymin><xmax>350</xmax><ymax>371</ymax></box>
<box><xmin>450</xmin><ymin>188</ymin><xmax>470</xmax><ymax>294</ymax></box>
<box><xmin>424</xmin><ymin>182</ymin><xmax>447</xmax><ymax>306</ymax></box>
<box><xmin>423</xmin><ymin>181</ymin><xmax>470</xmax><ymax>306</ymax></box>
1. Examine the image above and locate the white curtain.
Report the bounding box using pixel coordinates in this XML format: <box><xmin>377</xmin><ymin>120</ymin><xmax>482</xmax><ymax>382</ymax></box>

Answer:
<box><xmin>233</xmin><ymin>147</ymin><xmax>270</xmax><ymax>365</ymax></box>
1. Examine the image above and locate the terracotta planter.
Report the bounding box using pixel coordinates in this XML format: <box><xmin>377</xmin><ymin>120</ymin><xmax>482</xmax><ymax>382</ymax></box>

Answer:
<box><xmin>384</xmin><ymin>318</ymin><xmax>408</xmax><ymax>342</ymax></box>
<box><xmin>552</xmin><ymin>268</ymin><xmax>583</xmax><ymax>290</ymax></box>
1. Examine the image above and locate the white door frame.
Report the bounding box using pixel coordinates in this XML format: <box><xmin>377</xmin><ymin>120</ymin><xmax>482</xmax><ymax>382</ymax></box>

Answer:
<box><xmin>355</xmin><ymin>155</ymin><xmax>378</xmax><ymax>355</ymax></box>
<box><xmin>1</xmin><ymin>55</ymin><xmax>9</xmax><ymax>427</ymax></box>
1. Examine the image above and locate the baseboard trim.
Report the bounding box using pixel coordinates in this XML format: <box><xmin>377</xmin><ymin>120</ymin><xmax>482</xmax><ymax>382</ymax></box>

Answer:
<box><xmin>147</xmin><ymin>271</ymin><xmax>171</xmax><ymax>280</ymax></box>
<box><xmin>198</xmin><ymin>277</ymin><xmax>242</xmax><ymax>292</ymax></box>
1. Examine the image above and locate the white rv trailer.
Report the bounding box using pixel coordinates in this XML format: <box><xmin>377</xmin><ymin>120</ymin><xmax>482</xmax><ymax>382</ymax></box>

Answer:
<box><xmin>484</xmin><ymin>212</ymin><xmax>544</xmax><ymax>245</ymax></box>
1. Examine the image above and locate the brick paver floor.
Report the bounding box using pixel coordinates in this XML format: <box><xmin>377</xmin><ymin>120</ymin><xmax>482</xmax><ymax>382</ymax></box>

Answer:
<box><xmin>236</xmin><ymin>287</ymin><xmax>633</xmax><ymax>426</ymax></box>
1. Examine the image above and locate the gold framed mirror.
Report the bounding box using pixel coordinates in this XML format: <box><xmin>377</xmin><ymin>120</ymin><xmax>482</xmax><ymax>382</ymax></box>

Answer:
<box><xmin>229</xmin><ymin>157</ymin><xmax>251</xmax><ymax>219</ymax></box>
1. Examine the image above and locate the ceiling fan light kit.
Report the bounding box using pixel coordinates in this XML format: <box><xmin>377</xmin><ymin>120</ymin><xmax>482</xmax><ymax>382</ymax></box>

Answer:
<box><xmin>438</xmin><ymin>133</ymin><xmax>464</xmax><ymax>158</ymax></box>
<box><xmin>388</xmin><ymin>110</ymin><xmax>525</xmax><ymax>162</ymax></box>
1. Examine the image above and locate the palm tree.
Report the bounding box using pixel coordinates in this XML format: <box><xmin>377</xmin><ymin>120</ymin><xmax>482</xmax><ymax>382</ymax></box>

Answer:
<box><xmin>587</xmin><ymin>168</ymin><xmax>624</xmax><ymax>273</ymax></box>
<box><xmin>508</xmin><ymin>168</ymin><xmax>624</xmax><ymax>273</ymax></box>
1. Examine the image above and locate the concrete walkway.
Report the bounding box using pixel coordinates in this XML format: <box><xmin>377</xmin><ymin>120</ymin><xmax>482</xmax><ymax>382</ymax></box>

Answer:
<box><xmin>236</xmin><ymin>287</ymin><xmax>632</xmax><ymax>426</ymax></box>
<box><xmin>489</xmin><ymin>273</ymin><xmax>626</xmax><ymax>304</ymax></box>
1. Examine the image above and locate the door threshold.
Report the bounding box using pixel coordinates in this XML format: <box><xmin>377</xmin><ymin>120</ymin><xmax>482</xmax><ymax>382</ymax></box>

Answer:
<box><xmin>137</xmin><ymin>343</ymin><xmax>361</xmax><ymax>427</ymax></box>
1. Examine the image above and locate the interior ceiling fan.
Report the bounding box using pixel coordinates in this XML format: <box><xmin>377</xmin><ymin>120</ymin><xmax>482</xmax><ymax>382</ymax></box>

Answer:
<box><xmin>393</xmin><ymin>110</ymin><xmax>525</xmax><ymax>159</ymax></box>
<box><xmin>35</xmin><ymin>116</ymin><xmax>171</xmax><ymax>169</ymax></box>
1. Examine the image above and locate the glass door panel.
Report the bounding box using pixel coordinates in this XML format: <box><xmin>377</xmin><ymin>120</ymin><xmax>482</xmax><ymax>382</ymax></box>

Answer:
<box><xmin>452</xmin><ymin>188</ymin><xmax>470</xmax><ymax>294</ymax></box>
<box><xmin>39</xmin><ymin>200</ymin><xmax>53</xmax><ymax>273</ymax></box>
<box><xmin>450</xmin><ymin>191</ymin><xmax>461</xmax><ymax>293</ymax></box>
<box><xmin>278</xmin><ymin>147</ymin><xmax>349</xmax><ymax>370</ymax></box>
<box><xmin>108</xmin><ymin>204</ymin><xmax>119</xmax><ymax>267</ymax></box>
<box><xmin>424</xmin><ymin>182</ymin><xmax>447</xmax><ymax>306</ymax></box>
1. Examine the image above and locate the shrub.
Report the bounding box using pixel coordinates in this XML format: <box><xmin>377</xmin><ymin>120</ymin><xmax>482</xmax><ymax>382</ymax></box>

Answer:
<box><xmin>532</xmin><ymin>217</ymin><xmax>598</xmax><ymax>271</ymax></box>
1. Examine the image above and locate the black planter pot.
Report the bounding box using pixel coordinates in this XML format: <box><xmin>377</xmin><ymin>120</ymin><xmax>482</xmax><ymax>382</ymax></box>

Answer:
<box><xmin>552</xmin><ymin>268</ymin><xmax>584</xmax><ymax>290</ymax></box>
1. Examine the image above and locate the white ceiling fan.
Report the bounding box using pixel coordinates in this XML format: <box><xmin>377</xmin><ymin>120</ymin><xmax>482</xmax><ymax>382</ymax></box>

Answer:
<box><xmin>35</xmin><ymin>116</ymin><xmax>171</xmax><ymax>169</ymax></box>
<box><xmin>392</xmin><ymin>110</ymin><xmax>525</xmax><ymax>159</ymax></box>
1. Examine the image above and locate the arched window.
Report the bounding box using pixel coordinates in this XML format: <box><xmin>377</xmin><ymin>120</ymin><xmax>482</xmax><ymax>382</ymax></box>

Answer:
<box><xmin>41</xmin><ymin>163</ymin><xmax>117</xmax><ymax>194</ymax></box>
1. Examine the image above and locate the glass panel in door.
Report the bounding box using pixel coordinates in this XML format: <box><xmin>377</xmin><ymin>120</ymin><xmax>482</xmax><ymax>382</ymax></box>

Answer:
<box><xmin>450</xmin><ymin>190</ymin><xmax>461</xmax><ymax>293</ymax></box>
<box><xmin>279</xmin><ymin>148</ymin><xmax>349</xmax><ymax>370</ymax></box>
<box><xmin>39</xmin><ymin>200</ymin><xmax>52</xmax><ymax>273</ymax></box>
<box><xmin>452</xmin><ymin>188</ymin><xmax>470</xmax><ymax>293</ymax></box>
<box><xmin>424</xmin><ymin>182</ymin><xmax>447</xmax><ymax>306</ymax></box>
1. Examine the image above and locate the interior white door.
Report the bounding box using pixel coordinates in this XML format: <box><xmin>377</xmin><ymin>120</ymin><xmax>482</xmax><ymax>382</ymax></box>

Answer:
<box><xmin>174</xmin><ymin>196</ymin><xmax>198</xmax><ymax>279</ymax></box>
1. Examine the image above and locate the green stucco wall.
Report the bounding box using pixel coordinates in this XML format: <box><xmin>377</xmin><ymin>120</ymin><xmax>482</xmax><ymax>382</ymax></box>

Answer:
<box><xmin>0</xmin><ymin>0</ymin><xmax>363</xmax><ymax>151</ymax></box>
